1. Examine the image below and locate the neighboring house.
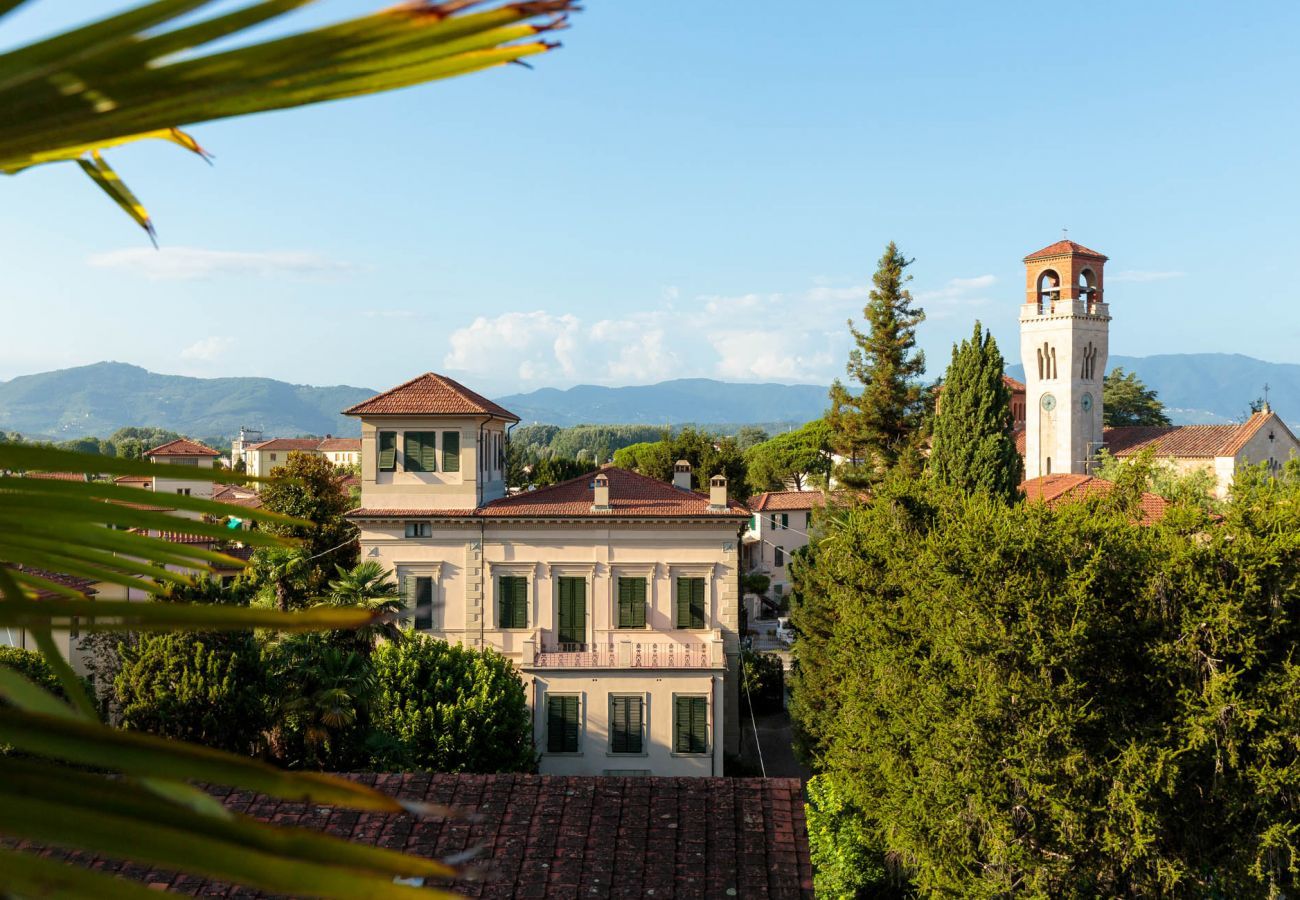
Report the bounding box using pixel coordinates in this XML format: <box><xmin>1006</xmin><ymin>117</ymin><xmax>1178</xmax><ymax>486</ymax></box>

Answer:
<box><xmin>1</xmin><ymin>567</ymin><xmax>97</xmax><ymax>666</ymax></box>
<box><xmin>15</xmin><ymin>773</ymin><xmax>814</xmax><ymax>898</ymax></box>
<box><xmin>741</xmin><ymin>490</ymin><xmax>825</xmax><ymax>620</ymax></box>
<box><xmin>241</xmin><ymin>436</ymin><xmax>362</xmax><ymax>480</ymax></box>
<box><xmin>144</xmin><ymin>438</ymin><xmax>220</xmax><ymax>505</ymax></box>
<box><xmin>344</xmin><ymin>372</ymin><xmax>750</xmax><ymax>777</ymax></box>
<box><xmin>1016</xmin><ymin>239</ymin><xmax>1299</xmax><ymax>495</ymax></box>
<box><xmin>1021</xmin><ymin>473</ymin><xmax>1170</xmax><ymax>525</ymax></box>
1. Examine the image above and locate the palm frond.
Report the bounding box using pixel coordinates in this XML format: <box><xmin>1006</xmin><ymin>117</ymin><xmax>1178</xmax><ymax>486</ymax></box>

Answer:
<box><xmin>0</xmin><ymin>0</ymin><xmax>576</xmax><ymax>236</ymax></box>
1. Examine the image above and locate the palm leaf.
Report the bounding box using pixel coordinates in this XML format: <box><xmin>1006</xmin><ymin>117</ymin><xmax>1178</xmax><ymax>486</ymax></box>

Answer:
<box><xmin>0</xmin><ymin>0</ymin><xmax>576</xmax><ymax>236</ymax></box>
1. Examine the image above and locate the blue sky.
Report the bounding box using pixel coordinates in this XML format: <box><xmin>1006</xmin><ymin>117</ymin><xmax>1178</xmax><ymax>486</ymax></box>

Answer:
<box><xmin>3</xmin><ymin>1</ymin><xmax>1298</xmax><ymax>395</ymax></box>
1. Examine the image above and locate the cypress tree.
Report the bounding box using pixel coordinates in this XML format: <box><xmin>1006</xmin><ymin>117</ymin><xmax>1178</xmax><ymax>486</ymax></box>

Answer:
<box><xmin>929</xmin><ymin>321</ymin><xmax>1022</xmax><ymax>501</ymax></box>
<box><xmin>826</xmin><ymin>242</ymin><xmax>927</xmax><ymax>486</ymax></box>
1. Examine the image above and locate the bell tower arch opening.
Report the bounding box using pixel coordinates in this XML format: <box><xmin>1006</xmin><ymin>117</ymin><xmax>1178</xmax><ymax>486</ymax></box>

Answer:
<box><xmin>1020</xmin><ymin>240</ymin><xmax>1110</xmax><ymax>480</ymax></box>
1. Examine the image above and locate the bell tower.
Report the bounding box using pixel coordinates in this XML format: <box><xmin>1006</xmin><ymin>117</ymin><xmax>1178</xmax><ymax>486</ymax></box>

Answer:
<box><xmin>1019</xmin><ymin>239</ymin><xmax>1109</xmax><ymax>479</ymax></box>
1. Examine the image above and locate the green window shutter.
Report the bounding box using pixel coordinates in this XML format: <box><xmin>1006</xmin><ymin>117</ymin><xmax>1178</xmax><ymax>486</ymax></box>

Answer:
<box><xmin>674</xmin><ymin>696</ymin><xmax>707</xmax><ymax>754</ymax></box>
<box><xmin>558</xmin><ymin>577</ymin><xmax>586</xmax><ymax>645</ymax></box>
<box><xmin>548</xmin><ymin>695</ymin><xmax>580</xmax><ymax>753</ymax></box>
<box><xmin>781</xmin><ymin>513</ymin><xmax>789</xmax><ymax>529</ymax></box>
<box><xmin>618</xmin><ymin>578</ymin><xmax>646</xmax><ymax>629</ymax></box>
<box><xmin>404</xmin><ymin>432</ymin><xmax>437</xmax><ymax>472</ymax></box>
<box><xmin>499</xmin><ymin>576</ymin><xmax>527</xmax><ymax>629</ymax></box>
<box><xmin>611</xmin><ymin>696</ymin><xmax>643</xmax><ymax>754</ymax></box>
<box><xmin>442</xmin><ymin>431</ymin><xmax>460</xmax><ymax>472</ymax></box>
<box><xmin>678</xmin><ymin>577</ymin><xmax>705</xmax><ymax>629</ymax></box>
<box><xmin>378</xmin><ymin>431</ymin><xmax>396</xmax><ymax>471</ymax></box>
<box><xmin>414</xmin><ymin>577</ymin><xmax>433</xmax><ymax>630</ymax></box>
<box><xmin>403</xmin><ymin>574</ymin><xmax>417</xmax><ymax>621</ymax></box>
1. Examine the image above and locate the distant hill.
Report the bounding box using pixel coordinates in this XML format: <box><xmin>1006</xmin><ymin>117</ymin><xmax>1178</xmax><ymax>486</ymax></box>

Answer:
<box><xmin>1006</xmin><ymin>353</ymin><xmax>1300</xmax><ymax>427</ymax></box>
<box><xmin>0</xmin><ymin>362</ymin><xmax>373</xmax><ymax>440</ymax></box>
<box><xmin>495</xmin><ymin>379</ymin><xmax>832</xmax><ymax>427</ymax></box>
<box><xmin>3</xmin><ymin>354</ymin><xmax>1296</xmax><ymax>441</ymax></box>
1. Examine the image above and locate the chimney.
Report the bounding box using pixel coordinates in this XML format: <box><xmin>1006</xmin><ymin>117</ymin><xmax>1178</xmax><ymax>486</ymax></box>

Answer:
<box><xmin>591</xmin><ymin>473</ymin><xmax>611</xmax><ymax>512</ymax></box>
<box><xmin>673</xmin><ymin>459</ymin><xmax>693</xmax><ymax>491</ymax></box>
<box><xmin>709</xmin><ymin>474</ymin><xmax>728</xmax><ymax>511</ymax></box>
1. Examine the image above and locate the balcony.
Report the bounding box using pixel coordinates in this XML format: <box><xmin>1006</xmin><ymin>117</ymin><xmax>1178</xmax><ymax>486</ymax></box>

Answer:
<box><xmin>523</xmin><ymin>630</ymin><xmax>725</xmax><ymax>669</ymax></box>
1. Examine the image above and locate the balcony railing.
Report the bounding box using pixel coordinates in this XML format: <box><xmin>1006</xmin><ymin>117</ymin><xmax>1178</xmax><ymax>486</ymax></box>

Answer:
<box><xmin>525</xmin><ymin>631</ymin><xmax>724</xmax><ymax>669</ymax></box>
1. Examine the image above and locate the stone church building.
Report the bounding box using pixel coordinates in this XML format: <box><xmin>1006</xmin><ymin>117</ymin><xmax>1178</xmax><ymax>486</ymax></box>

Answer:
<box><xmin>1016</xmin><ymin>239</ymin><xmax>1299</xmax><ymax>497</ymax></box>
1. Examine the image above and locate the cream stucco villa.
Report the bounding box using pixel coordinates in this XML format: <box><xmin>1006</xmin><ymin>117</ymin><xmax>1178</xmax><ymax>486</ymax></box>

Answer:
<box><xmin>343</xmin><ymin>373</ymin><xmax>750</xmax><ymax>776</ymax></box>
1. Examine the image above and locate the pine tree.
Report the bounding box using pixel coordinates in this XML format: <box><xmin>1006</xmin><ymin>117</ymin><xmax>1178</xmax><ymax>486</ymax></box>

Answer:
<box><xmin>929</xmin><ymin>321</ymin><xmax>1022</xmax><ymax>501</ymax></box>
<box><xmin>827</xmin><ymin>242</ymin><xmax>927</xmax><ymax>486</ymax></box>
<box><xmin>1102</xmin><ymin>367</ymin><xmax>1171</xmax><ymax>426</ymax></box>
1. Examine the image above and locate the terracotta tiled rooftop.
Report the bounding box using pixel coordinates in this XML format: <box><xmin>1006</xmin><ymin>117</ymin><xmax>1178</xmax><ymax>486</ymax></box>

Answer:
<box><xmin>1105</xmin><ymin>412</ymin><xmax>1276</xmax><ymax>458</ymax></box>
<box><xmin>1023</xmin><ymin>239</ymin><xmax>1108</xmax><ymax>261</ymax></box>
<box><xmin>212</xmin><ymin>484</ymin><xmax>263</xmax><ymax>508</ymax></box>
<box><xmin>145</xmin><ymin>438</ymin><xmax>219</xmax><ymax>457</ymax></box>
<box><xmin>21</xmin><ymin>471</ymin><xmax>89</xmax><ymax>481</ymax></box>
<box><xmin>113</xmin><ymin>474</ymin><xmax>153</xmax><ymax>487</ymax></box>
<box><xmin>350</xmin><ymin>467</ymin><xmax>751</xmax><ymax>521</ymax></box>
<box><xmin>747</xmin><ymin>490</ymin><xmax>827</xmax><ymax>512</ymax></box>
<box><xmin>1022</xmin><ymin>474</ymin><xmax>1170</xmax><ymax>525</ymax></box>
<box><xmin>247</xmin><ymin>437</ymin><xmax>324</xmax><ymax>452</ymax></box>
<box><xmin>1003</xmin><ymin>374</ymin><xmax>1026</xmax><ymax>392</ymax></box>
<box><xmin>317</xmin><ymin>437</ymin><xmax>361</xmax><ymax>452</ymax></box>
<box><xmin>10</xmin><ymin>774</ymin><xmax>813</xmax><ymax>899</ymax></box>
<box><xmin>344</xmin><ymin>372</ymin><xmax>520</xmax><ymax>421</ymax></box>
<box><xmin>7</xmin><ymin>565</ymin><xmax>99</xmax><ymax>600</ymax></box>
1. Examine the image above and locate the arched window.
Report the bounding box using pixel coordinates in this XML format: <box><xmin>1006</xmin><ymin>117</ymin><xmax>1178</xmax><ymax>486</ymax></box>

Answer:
<box><xmin>1078</xmin><ymin>268</ymin><xmax>1098</xmax><ymax>309</ymax></box>
<box><xmin>1036</xmin><ymin>269</ymin><xmax>1060</xmax><ymax>314</ymax></box>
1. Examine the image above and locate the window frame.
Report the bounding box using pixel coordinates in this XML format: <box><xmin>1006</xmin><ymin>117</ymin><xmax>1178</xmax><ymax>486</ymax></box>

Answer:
<box><xmin>403</xmin><ymin>521</ymin><xmax>431</xmax><ymax>539</ymax></box>
<box><xmin>497</xmin><ymin>574</ymin><xmax>529</xmax><ymax>630</ymax></box>
<box><xmin>442</xmin><ymin>430</ymin><xmax>460</xmax><ymax>473</ymax></box>
<box><xmin>616</xmin><ymin>576</ymin><xmax>648</xmax><ymax>629</ymax></box>
<box><xmin>608</xmin><ymin>694</ymin><xmax>646</xmax><ymax>756</ymax></box>
<box><xmin>403</xmin><ymin>431</ymin><xmax>439</xmax><ymax>474</ymax></box>
<box><xmin>674</xmin><ymin>576</ymin><xmax>707</xmax><ymax>630</ymax></box>
<box><xmin>377</xmin><ymin>431</ymin><xmax>398</xmax><ymax>472</ymax></box>
<box><xmin>672</xmin><ymin>693</ymin><xmax>710</xmax><ymax>756</ymax></box>
<box><xmin>545</xmin><ymin>693</ymin><xmax>582</xmax><ymax>755</ymax></box>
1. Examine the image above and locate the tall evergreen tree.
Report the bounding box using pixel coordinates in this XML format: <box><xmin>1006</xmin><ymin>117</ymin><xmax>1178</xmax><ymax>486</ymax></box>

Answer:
<box><xmin>827</xmin><ymin>242</ymin><xmax>927</xmax><ymax>486</ymax></box>
<box><xmin>929</xmin><ymin>321</ymin><xmax>1022</xmax><ymax>501</ymax></box>
<box><xmin>1103</xmin><ymin>367</ymin><xmax>1171</xmax><ymax>427</ymax></box>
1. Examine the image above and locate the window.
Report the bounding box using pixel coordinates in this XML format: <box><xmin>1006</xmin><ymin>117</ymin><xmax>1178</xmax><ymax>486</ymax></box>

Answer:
<box><xmin>175</xmin><ymin>488</ymin><xmax>191</xmax><ymax>496</ymax></box>
<box><xmin>617</xmin><ymin>577</ymin><xmax>647</xmax><ymax>628</ymax></box>
<box><xmin>498</xmin><ymin>575</ymin><xmax>528</xmax><ymax>629</ymax></box>
<box><xmin>675</xmin><ymin>576</ymin><xmax>706</xmax><ymax>629</ymax></box>
<box><xmin>442</xmin><ymin>430</ymin><xmax>460</xmax><ymax>473</ymax></box>
<box><xmin>547</xmin><ymin>694</ymin><xmax>580</xmax><ymax>753</ymax></box>
<box><xmin>269</xmin><ymin>453</ymin><xmax>278</xmax><ymax>462</ymax></box>
<box><xmin>405</xmin><ymin>575</ymin><xmax>434</xmax><ymax>630</ymax></box>
<box><xmin>403</xmin><ymin>431</ymin><xmax>438</xmax><ymax>473</ymax></box>
<box><xmin>377</xmin><ymin>431</ymin><xmax>397</xmax><ymax>472</ymax></box>
<box><xmin>404</xmin><ymin>521</ymin><xmax>431</xmax><ymax>538</ymax></box>
<box><xmin>673</xmin><ymin>695</ymin><xmax>708</xmax><ymax>754</ymax></box>
<box><xmin>556</xmin><ymin>577</ymin><xmax>586</xmax><ymax>646</ymax></box>
<box><xmin>750</xmin><ymin>514</ymin><xmax>758</xmax><ymax>532</ymax></box>
<box><xmin>774</xmin><ymin>546</ymin><xmax>784</xmax><ymax>568</ymax></box>
<box><xmin>769</xmin><ymin>514</ymin><xmax>777</xmax><ymax>530</ymax></box>
<box><xmin>610</xmin><ymin>695</ymin><xmax>644</xmax><ymax>754</ymax></box>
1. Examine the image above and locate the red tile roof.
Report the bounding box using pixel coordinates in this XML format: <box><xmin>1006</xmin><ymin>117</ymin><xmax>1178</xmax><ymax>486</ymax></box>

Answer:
<box><xmin>22</xmin><ymin>471</ymin><xmax>89</xmax><ymax>481</ymax></box>
<box><xmin>212</xmin><ymin>484</ymin><xmax>263</xmax><ymax>508</ymax></box>
<box><xmin>343</xmin><ymin>372</ymin><xmax>520</xmax><ymax>421</ymax></box>
<box><xmin>113</xmin><ymin>474</ymin><xmax>152</xmax><ymax>487</ymax></box>
<box><xmin>747</xmin><ymin>490</ymin><xmax>827</xmax><ymax>512</ymax></box>
<box><xmin>1105</xmin><ymin>412</ymin><xmax>1280</xmax><ymax>458</ymax></box>
<box><xmin>1022</xmin><ymin>474</ymin><xmax>1170</xmax><ymax>524</ymax></box>
<box><xmin>1003</xmin><ymin>374</ymin><xmax>1026</xmax><ymax>392</ymax></box>
<box><xmin>146</xmin><ymin>438</ymin><xmax>219</xmax><ymax>457</ymax></box>
<box><xmin>350</xmin><ymin>467</ymin><xmax>751</xmax><ymax>521</ymax></box>
<box><xmin>318</xmin><ymin>437</ymin><xmax>361</xmax><ymax>452</ymax></box>
<box><xmin>1024</xmin><ymin>239</ymin><xmax>1108</xmax><ymax>261</ymax></box>
<box><xmin>7</xmin><ymin>566</ymin><xmax>99</xmax><ymax>600</ymax></box>
<box><xmin>8</xmin><ymin>774</ymin><xmax>812</xmax><ymax>898</ymax></box>
<box><xmin>248</xmin><ymin>438</ymin><xmax>323</xmax><ymax>452</ymax></box>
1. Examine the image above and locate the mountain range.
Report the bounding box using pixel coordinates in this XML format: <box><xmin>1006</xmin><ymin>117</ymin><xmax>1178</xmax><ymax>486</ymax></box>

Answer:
<box><xmin>1</xmin><ymin>353</ymin><xmax>1296</xmax><ymax>441</ymax></box>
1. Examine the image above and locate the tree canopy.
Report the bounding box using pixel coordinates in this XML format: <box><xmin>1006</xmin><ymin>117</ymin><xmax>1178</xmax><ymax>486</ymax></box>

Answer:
<box><xmin>744</xmin><ymin>419</ymin><xmax>834</xmax><ymax>493</ymax></box>
<box><xmin>256</xmin><ymin>451</ymin><xmax>356</xmax><ymax>593</ymax></box>
<box><xmin>790</xmin><ymin>466</ymin><xmax>1300</xmax><ymax>896</ymax></box>
<box><xmin>1103</xmin><ymin>367</ymin><xmax>1172</xmax><ymax>427</ymax></box>
<box><xmin>826</xmin><ymin>242</ymin><xmax>929</xmax><ymax>486</ymax></box>
<box><xmin>929</xmin><ymin>321</ymin><xmax>1022</xmax><ymax>502</ymax></box>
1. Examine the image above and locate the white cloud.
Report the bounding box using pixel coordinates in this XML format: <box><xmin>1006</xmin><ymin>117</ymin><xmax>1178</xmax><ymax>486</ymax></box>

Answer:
<box><xmin>1107</xmin><ymin>270</ymin><xmax>1186</xmax><ymax>283</ymax></box>
<box><xmin>180</xmin><ymin>336</ymin><xmax>233</xmax><ymax>361</ymax></box>
<box><xmin>86</xmin><ymin>247</ymin><xmax>352</xmax><ymax>281</ymax></box>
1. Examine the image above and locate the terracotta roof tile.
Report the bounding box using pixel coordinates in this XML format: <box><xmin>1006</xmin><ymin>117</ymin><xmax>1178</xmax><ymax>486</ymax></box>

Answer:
<box><xmin>1003</xmin><ymin>374</ymin><xmax>1026</xmax><ymax>392</ymax></box>
<box><xmin>22</xmin><ymin>471</ymin><xmax>90</xmax><ymax>481</ymax></box>
<box><xmin>1105</xmin><ymin>418</ymin><xmax>1259</xmax><ymax>458</ymax></box>
<box><xmin>343</xmin><ymin>372</ymin><xmax>519</xmax><ymax>421</ymax></box>
<box><xmin>1024</xmin><ymin>239</ymin><xmax>1108</xmax><ymax>261</ymax></box>
<box><xmin>212</xmin><ymin>485</ymin><xmax>263</xmax><ymax>508</ymax></box>
<box><xmin>1022</xmin><ymin>474</ymin><xmax>1170</xmax><ymax>524</ymax></box>
<box><xmin>113</xmin><ymin>474</ymin><xmax>152</xmax><ymax>486</ymax></box>
<box><xmin>248</xmin><ymin>438</ymin><xmax>323</xmax><ymax>452</ymax></box>
<box><xmin>350</xmin><ymin>467</ymin><xmax>750</xmax><ymax>521</ymax></box>
<box><xmin>317</xmin><ymin>437</ymin><xmax>361</xmax><ymax>452</ymax></box>
<box><xmin>146</xmin><ymin>438</ymin><xmax>219</xmax><ymax>457</ymax></box>
<box><xmin>7</xmin><ymin>565</ymin><xmax>99</xmax><ymax>600</ymax></box>
<box><xmin>6</xmin><ymin>775</ymin><xmax>812</xmax><ymax>898</ymax></box>
<box><xmin>747</xmin><ymin>490</ymin><xmax>827</xmax><ymax>512</ymax></box>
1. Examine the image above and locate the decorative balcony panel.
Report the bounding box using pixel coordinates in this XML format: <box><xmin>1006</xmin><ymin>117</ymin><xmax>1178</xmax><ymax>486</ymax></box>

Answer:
<box><xmin>527</xmin><ymin>631</ymin><xmax>724</xmax><ymax>669</ymax></box>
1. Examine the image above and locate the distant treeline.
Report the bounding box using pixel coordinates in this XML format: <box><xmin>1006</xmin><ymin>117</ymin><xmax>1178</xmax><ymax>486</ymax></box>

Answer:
<box><xmin>0</xmin><ymin>426</ymin><xmax>226</xmax><ymax>460</ymax></box>
<box><xmin>510</xmin><ymin>421</ymin><xmax>803</xmax><ymax>463</ymax></box>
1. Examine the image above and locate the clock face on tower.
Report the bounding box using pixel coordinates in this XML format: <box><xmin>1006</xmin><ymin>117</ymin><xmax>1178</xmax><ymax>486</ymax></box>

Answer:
<box><xmin>1081</xmin><ymin>393</ymin><xmax>1093</xmax><ymax>412</ymax></box>
<box><xmin>1041</xmin><ymin>393</ymin><xmax>1056</xmax><ymax>412</ymax></box>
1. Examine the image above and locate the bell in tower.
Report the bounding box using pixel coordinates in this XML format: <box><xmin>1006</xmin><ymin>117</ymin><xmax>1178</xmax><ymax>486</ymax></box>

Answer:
<box><xmin>1019</xmin><ymin>239</ymin><xmax>1110</xmax><ymax>479</ymax></box>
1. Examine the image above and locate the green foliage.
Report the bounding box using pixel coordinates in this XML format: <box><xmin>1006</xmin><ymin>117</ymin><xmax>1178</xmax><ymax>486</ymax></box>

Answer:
<box><xmin>1103</xmin><ymin>367</ymin><xmax>1172</xmax><ymax>427</ymax></box>
<box><xmin>322</xmin><ymin>561</ymin><xmax>404</xmax><ymax>655</ymax></box>
<box><xmin>371</xmin><ymin>636</ymin><xmax>534</xmax><ymax>773</ymax></box>
<box><xmin>826</xmin><ymin>242</ymin><xmax>929</xmax><ymax>486</ymax></box>
<box><xmin>806</xmin><ymin>774</ymin><xmax>894</xmax><ymax>899</ymax></box>
<box><xmin>733</xmin><ymin>425</ymin><xmax>771</xmax><ymax>450</ymax></box>
<box><xmin>744</xmin><ymin>419</ymin><xmax>834</xmax><ymax>493</ymax></box>
<box><xmin>613</xmin><ymin>427</ymin><xmax>747</xmax><ymax>490</ymax></box>
<box><xmin>264</xmin><ymin>634</ymin><xmax>375</xmax><ymax>770</ymax></box>
<box><xmin>256</xmin><ymin>452</ymin><xmax>356</xmax><ymax>595</ymax></box>
<box><xmin>740</xmin><ymin>650</ymin><xmax>784</xmax><ymax>716</ymax></box>
<box><xmin>0</xmin><ymin>646</ymin><xmax>64</xmax><ymax>699</ymax></box>
<box><xmin>791</xmin><ymin>471</ymin><xmax>1300</xmax><ymax>896</ymax></box>
<box><xmin>1093</xmin><ymin>448</ymin><xmax>1221</xmax><ymax>512</ymax></box>
<box><xmin>742</xmin><ymin>572</ymin><xmax>771</xmax><ymax>597</ymax></box>
<box><xmin>115</xmin><ymin>629</ymin><xmax>267</xmax><ymax>756</ymax></box>
<box><xmin>929</xmin><ymin>321</ymin><xmax>1022</xmax><ymax>502</ymax></box>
